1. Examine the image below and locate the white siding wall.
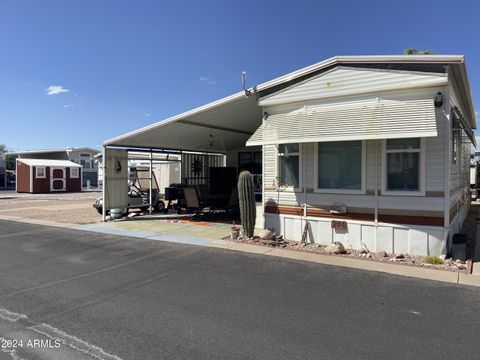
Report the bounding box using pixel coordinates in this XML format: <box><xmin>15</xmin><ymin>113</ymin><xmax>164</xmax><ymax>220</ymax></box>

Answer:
<box><xmin>263</xmin><ymin>88</ymin><xmax>447</xmax><ymax>213</ymax></box>
<box><xmin>446</xmin><ymin>84</ymin><xmax>472</xmax><ymax>247</ymax></box>
<box><xmin>261</xmin><ymin>86</ymin><xmax>449</xmax><ymax>256</ymax></box>
<box><xmin>260</xmin><ymin>67</ymin><xmax>448</xmax><ymax>106</ymax></box>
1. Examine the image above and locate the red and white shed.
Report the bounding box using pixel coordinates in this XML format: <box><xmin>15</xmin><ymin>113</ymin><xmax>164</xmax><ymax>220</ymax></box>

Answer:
<box><xmin>16</xmin><ymin>159</ymin><xmax>82</xmax><ymax>193</ymax></box>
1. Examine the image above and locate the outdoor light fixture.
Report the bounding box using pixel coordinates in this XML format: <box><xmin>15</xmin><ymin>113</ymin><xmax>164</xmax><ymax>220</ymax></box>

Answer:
<box><xmin>208</xmin><ymin>134</ymin><xmax>215</xmax><ymax>148</ymax></box>
<box><xmin>434</xmin><ymin>92</ymin><xmax>444</xmax><ymax>108</ymax></box>
<box><xmin>115</xmin><ymin>161</ymin><xmax>122</xmax><ymax>173</ymax></box>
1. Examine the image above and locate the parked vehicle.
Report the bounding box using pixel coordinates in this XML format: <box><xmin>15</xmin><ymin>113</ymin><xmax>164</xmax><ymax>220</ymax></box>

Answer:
<box><xmin>93</xmin><ymin>167</ymin><xmax>165</xmax><ymax>215</ymax></box>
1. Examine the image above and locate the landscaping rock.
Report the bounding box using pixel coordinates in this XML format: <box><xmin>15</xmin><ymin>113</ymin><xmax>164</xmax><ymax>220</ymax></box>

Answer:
<box><xmin>259</xmin><ymin>229</ymin><xmax>274</xmax><ymax>240</ymax></box>
<box><xmin>325</xmin><ymin>241</ymin><xmax>346</xmax><ymax>254</ymax></box>
<box><xmin>376</xmin><ymin>251</ymin><xmax>388</xmax><ymax>258</ymax></box>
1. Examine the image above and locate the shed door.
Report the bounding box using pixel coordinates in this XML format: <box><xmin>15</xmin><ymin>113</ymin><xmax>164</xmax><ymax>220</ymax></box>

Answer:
<box><xmin>50</xmin><ymin>167</ymin><xmax>66</xmax><ymax>192</ymax></box>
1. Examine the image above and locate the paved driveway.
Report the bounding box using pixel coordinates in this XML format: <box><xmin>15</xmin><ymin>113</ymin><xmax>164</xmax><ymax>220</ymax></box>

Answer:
<box><xmin>0</xmin><ymin>219</ymin><xmax>479</xmax><ymax>359</ymax></box>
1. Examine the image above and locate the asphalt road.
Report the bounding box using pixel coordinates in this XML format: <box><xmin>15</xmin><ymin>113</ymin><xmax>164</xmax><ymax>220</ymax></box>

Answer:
<box><xmin>0</xmin><ymin>219</ymin><xmax>479</xmax><ymax>360</ymax></box>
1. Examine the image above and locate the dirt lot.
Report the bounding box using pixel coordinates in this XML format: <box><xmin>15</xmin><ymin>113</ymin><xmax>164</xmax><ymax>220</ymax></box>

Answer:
<box><xmin>0</xmin><ymin>191</ymin><xmax>102</xmax><ymax>224</ymax></box>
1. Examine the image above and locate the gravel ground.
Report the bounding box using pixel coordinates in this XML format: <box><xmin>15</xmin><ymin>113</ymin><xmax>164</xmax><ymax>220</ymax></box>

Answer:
<box><xmin>0</xmin><ymin>191</ymin><xmax>102</xmax><ymax>224</ymax></box>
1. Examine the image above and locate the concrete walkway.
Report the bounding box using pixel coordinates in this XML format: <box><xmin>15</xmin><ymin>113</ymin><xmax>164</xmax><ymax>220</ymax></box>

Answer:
<box><xmin>2</xmin><ymin>213</ymin><xmax>480</xmax><ymax>287</ymax></box>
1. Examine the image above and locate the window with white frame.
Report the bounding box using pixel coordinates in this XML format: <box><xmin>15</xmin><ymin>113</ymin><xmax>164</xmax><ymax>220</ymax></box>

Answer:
<box><xmin>385</xmin><ymin>138</ymin><xmax>421</xmax><ymax>192</ymax></box>
<box><xmin>35</xmin><ymin>167</ymin><xmax>46</xmax><ymax>178</ymax></box>
<box><xmin>70</xmin><ymin>167</ymin><xmax>79</xmax><ymax>178</ymax></box>
<box><xmin>316</xmin><ymin>140</ymin><xmax>363</xmax><ymax>191</ymax></box>
<box><xmin>278</xmin><ymin>143</ymin><xmax>300</xmax><ymax>189</ymax></box>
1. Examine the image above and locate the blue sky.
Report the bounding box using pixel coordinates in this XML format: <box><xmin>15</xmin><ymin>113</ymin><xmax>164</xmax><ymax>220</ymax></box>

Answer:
<box><xmin>1</xmin><ymin>0</ymin><xmax>479</xmax><ymax>151</ymax></box>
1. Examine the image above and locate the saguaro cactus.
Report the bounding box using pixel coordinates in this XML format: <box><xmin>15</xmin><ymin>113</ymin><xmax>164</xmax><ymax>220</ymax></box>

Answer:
<box><xmin>238</xmin><ymin>171</ymin><xmax>256</xmax><ymax>238</ymax></box>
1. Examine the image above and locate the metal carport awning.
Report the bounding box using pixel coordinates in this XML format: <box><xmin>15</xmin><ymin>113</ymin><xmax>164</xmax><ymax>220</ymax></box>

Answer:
<box><xmin>246</xmin><ymin>98</ymin><xmax>438</xmax><ymax>146</ymax></box>
<box><xmin>104</xmin><ymin>93</ymin><xmax>263</xmax><ymax>153</ymax></box>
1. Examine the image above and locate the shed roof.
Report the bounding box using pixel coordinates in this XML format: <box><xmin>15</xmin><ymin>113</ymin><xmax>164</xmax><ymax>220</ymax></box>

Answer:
<box><xmin>7</xmin><ymin>147</ymin><xmax>99</xmax><ymax>157</ymax></box>
<box><xmin>104</xmin><ymin>55</ymin><xmax>476</xmax><ymax>152</ymax></box>
<box><xmin>17</xmin><ymin>159</ymin><xmax>82</xmax><ymax>168</ymax></box>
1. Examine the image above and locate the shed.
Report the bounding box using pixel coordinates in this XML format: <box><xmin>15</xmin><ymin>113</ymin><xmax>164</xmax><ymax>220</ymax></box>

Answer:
<box><xmin>16</xmin><ymin>159</ymin><xmax>82</xmax><ymax>193</ymax></box>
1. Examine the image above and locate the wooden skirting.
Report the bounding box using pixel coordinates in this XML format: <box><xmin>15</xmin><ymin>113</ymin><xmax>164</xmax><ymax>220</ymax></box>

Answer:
<box><xmin>265</xmin><ymin>189</ymin><xmax>445</xmax><ymax>197</ymax></box>
<box><xmin>265</xmin><ymin>205</ymin><xmax>444</xmax><ymax>227</ymax></box>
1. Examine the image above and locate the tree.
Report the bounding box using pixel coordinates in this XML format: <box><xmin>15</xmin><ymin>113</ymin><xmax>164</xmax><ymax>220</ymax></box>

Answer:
<box><xmin>403</xmin><ymin>48</ymin><xmax>434</xmax><ymax>55</ymax></box>
<box><xmin>0</xmin><ymin>144</ymin><xmax>15</xmax><ymax>170</ymax></box>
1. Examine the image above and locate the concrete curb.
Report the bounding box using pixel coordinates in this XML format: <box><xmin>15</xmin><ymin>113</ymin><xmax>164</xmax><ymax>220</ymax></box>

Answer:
<box><xmin>210</xmin><ymin>241</ymin><xmax>480</xmax><ymax>286</ymax></box>
<box><xmin>2</xmin><ymin>215</ymin><xmax>480</xmax><ymax>287</ymax></box>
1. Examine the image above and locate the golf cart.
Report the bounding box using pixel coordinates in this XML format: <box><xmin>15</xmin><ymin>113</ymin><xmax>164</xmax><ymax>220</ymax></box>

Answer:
<box><xmin>93</xmin><ymin>167</ymin><xmax>165</xmax><ymax>215</ymax></box>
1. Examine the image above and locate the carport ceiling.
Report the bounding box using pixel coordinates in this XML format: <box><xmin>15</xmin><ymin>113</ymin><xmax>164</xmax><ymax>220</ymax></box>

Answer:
<box><xmin>104</xmin><ymin>94</ymin><xmax>262</xmax><ymax>153</ymax></box>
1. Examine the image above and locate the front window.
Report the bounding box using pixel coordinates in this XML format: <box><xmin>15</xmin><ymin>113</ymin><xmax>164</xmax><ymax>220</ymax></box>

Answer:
<box><xmin>386</xmin><ymin>138</ymin><xmax>421</xmax><ymax>191</ymax></box>
<box><xmin>70</xmin><ymin>167</ymin><xmax>79</xmax><ymax>178</ymax></box>
<box><xmin>35</xmin><ymin>167</ymin><xmax>46</xmax><ymax>178</ymax></box>
<box><xmin>317</xmin><ymin>140</ymin><xmax>362</xmax><ymax>190</ymax></box>
<box><xmin>278</xmin><ymin>143</ymin><xmax>300</xmax><ymax>189</ymax></box>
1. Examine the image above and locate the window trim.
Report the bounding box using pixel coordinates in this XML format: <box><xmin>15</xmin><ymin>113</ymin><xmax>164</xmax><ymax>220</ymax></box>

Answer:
<box><xmin>70</xmin><ymin>167</ymin><xmax>80</xmax><ymax>178</ymax></box>
<box><xmin>35</xmin><ymin>166</ymin><xmax>46</xmax><ymax>179</ymax></box>
<box><xmin>277</xmin><ymin>143</ymin><xmax>302</xmax><ymax>192</ymax></box>
<box><xmin>313</xmin><ymin>140</ymin><xmax>366</xmax><ymax>194</ymax></box>
<box><xmin>381</xmin><ymin>138</ymin><xmax>426</xmax><ymax>196</ymax></box>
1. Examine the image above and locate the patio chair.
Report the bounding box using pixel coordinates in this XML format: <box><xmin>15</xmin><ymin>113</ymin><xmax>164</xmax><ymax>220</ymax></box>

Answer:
<box><xmin>183</xmin><ymin>186</ymin><xmax>210</xmax><ymax>217</ymax></box>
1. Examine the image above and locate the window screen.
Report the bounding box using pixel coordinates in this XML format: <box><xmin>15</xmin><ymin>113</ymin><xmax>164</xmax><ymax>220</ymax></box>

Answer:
<box><xmin>317</xmin><ymin>141</ymin><xmax>362</xmax><ymax>190</ymax></box>
<box><xmin>278</xmin><ymin>144</ymin><xmax>300</xmax><ymax>188</ymax></box>
<box><xmin>386</xmin><ymin>138</ymin><xmax>420</xmax><ymax>191</ymax></box>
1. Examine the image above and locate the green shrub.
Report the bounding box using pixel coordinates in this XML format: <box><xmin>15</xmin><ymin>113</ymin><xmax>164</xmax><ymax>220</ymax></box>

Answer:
<box><xmin>424</xmin><ymin>256</ymin><xmax>444</xmax><ymax>265</ymax></box>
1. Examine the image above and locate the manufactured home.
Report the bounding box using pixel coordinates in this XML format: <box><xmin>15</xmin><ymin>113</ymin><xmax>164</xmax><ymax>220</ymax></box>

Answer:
<box><xmin>101</xmin><ymin>55</ymin><xmax>476</xmax><ymax>256</ymax></box>
<box><xmin>16</xmin><ymin>159</ymin><xmax>82</xmax><ymax>193</ymax></box>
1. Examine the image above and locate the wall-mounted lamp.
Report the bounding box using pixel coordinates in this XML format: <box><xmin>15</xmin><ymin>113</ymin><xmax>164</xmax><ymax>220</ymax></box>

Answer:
<box><xmin>115</xmin><ymin>161</ymin><xmax>122</xmax><ymax>173</ymax></box>
<box><xmin>434</xmin><ymin>92</ymin><xmax>444</xmax><ymax>108</ymax></box>
<box><xmin>208</xmin><ymin>134</ymin><xmax>215</xmax><ymax>148</ymax></box>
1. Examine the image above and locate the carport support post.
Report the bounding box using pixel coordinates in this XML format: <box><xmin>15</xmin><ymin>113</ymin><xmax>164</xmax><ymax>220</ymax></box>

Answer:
<box><xmin>102</xmin><ymin>146</ymin><xmax>106</xmax><ymax>222</ymax></box>
<box><xmin>149</xmin><ymin>150</ymin><xmax>152</xmax><ymax>215</ymax></box>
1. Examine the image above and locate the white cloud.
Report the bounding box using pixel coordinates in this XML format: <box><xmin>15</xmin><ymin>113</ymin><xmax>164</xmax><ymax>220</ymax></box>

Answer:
<box><xmin>46</xmin><ymin>85</ymin><xmax>70</xmax><ymax>95</ymax></box>
<box><xmin>144</xmin><ymin>113</ymin><xmax>151</xmax><ymax>117</ymax></box>
<box><xmin>63</xmin><ymin>104</ymin><xmax>76</xmax><ymax>108</ymax></box>
<box><xmin>200</xmin><ymin>76</ymin><xmax>216</xmax><ymax>85</ymax></box>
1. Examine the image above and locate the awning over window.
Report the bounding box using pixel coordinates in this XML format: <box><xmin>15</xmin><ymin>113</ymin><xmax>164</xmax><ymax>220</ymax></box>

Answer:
<box><xmin>246</xmin><ymin>99</ymin><xmax>438</xmax><ymax>146</ymax></box>
<box><xmin>452</xmin><ymin>106</ymin><xmax>476</xmax><ymax>147</ymax></box>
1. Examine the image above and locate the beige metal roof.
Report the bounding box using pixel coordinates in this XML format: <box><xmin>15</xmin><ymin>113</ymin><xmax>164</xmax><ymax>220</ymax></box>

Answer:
<box><xmin>104</xmin><ymin>55</ymin><xmax>476</xmax><ymax>152</ymax></box>
<box><xmin>17</xmin><ymin>159</ymin><xmax>82</xmax><ymax>167</ymax></box>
